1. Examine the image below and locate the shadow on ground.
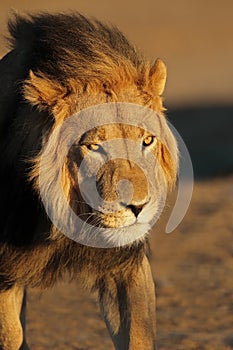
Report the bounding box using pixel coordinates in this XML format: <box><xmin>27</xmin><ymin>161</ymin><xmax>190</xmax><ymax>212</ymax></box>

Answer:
<box><xmin>169</xmin><ymin>105</ymin><xmax>233</xmax><ymax>178</ymax></box>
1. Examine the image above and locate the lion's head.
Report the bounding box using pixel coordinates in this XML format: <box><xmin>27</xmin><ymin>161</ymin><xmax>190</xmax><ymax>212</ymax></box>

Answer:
<box><xmin>1</xmin><ymin>13</ymin><xmax>178</xmax><ymax>252</ymax></box>
<box><xmin>15</xmin><ymin>14</ymin><xmax>179</xmax><ymax>248</ymax></box>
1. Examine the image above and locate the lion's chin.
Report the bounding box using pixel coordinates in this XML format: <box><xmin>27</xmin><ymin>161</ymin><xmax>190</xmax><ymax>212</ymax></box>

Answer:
<box><xmin>69</xmin><ymin>221</ymin><xmax>151</xmax><ymax>249</ymax></box>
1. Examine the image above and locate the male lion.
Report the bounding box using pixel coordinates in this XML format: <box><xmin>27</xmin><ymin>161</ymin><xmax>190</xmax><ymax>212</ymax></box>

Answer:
<box><xmin>0</xmin><ymin>13</ymin><xmax>178</xmax><ymax>350</ymax></box>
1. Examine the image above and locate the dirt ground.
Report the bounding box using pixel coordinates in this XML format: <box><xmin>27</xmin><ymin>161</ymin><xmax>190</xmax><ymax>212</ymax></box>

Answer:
<box><xmin>26</xmin><ymin>175</ymin><xmax>233</xmax><ymax>350</ymax></box>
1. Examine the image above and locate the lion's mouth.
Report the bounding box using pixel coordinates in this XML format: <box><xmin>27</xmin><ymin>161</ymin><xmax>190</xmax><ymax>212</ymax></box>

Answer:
<box><xmin>74</xmin><ymin>217</ymin><xmax>151</xmax><ymax>248</ymax></box>
<box><xmin>77</xmin><ymin>202</ymin><xmax>156</xmax><ymax>230</ymax></box>
<box><xmin>79</xmin><ymin>211</ymin><xmax>137</xmax><ymax>229</ymax></box>
<box><xmin>67</xmin><ymin>198</ymin><xmax>158</xmax><ymax>247</ymax></box>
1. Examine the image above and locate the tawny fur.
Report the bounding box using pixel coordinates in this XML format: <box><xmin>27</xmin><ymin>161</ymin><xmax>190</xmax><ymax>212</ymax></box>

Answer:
<box><xmin>0</xmin><ymin>13</ymin><xmax>178</xmax><ymax>350</ymax></box>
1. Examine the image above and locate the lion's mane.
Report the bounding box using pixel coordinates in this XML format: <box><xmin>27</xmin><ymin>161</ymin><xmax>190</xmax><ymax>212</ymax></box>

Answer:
<box><xmin>0</xmin><ymin>13</ymin><xmax>177</xmax><ymax>290</ymax></box>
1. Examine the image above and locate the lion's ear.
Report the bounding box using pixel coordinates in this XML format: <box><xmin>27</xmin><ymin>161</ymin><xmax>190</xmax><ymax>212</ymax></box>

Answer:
<box><xmin>24</xmin><ymin>70</ymin><xmax>68</xmax><ymax>110</ymax></box>
<box><xmin>149</xmin><ymin>59</ymin><xmax>167</xmax><ymax>96</ymax></box>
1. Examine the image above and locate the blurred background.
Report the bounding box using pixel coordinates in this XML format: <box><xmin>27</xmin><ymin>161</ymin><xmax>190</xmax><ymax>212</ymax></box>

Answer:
<box><xmin>1</xmin><ymin>0</ymin><xmax>232</xmax><ymax>176</ymax></box>
<box><xmin>0</xmin><ymin>1</ymin><xmax>232</xmax><ymax>350</ymax></box>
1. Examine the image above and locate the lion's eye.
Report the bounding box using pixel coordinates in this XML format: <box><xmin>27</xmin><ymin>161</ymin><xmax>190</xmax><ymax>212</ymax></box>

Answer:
<box><xmin>86</xmin><ymin>144</ymin><xmax>101</xmax><ymax>152</ymax></box>
<box><xmin>142</xmin><ymin>136</ymin><xmax>155</xmax><ymax>147</ymax></box>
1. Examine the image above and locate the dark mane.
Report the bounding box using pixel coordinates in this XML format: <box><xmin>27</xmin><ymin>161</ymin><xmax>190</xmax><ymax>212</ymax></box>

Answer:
<box><xmin>7</xmin><ymin>13</ymin><xmax>144</xmax><ymax>82</ymax></box>
<box><xmin>0</xmin><ymin>13</ymin><xmax>147</xmax><ymax>290</ymax></box>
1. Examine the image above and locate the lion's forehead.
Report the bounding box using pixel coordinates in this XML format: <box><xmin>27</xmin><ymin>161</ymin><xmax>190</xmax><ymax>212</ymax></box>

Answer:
<box><xmin>80</xmin><ymin>124</ymin><xmax>152</xmax><ymax>143</ymax></box>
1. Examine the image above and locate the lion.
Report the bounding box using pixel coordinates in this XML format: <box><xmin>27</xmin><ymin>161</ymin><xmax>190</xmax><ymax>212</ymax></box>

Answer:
<box><xmin>0</xmin><ymin>13</ymin><xmax>178</xmax><ymax>350</ymax></box>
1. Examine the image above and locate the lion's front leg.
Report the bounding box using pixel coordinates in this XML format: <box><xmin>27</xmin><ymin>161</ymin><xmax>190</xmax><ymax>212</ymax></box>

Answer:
<box><xmin>99</xmin><ymin>255</ymin><xmax>156</xmax><ymax>350</ymax></box>
<box><xmin>0</xmin><ymin>286</ymin><xmax>29</xmax><ymax>350</ymax></box>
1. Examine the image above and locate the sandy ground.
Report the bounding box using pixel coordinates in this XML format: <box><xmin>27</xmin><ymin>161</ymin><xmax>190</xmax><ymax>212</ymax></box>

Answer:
<box><xmin>26</xmin><ymin>175</ymin><xmax>233</xmax><ymax>350</ymax></box>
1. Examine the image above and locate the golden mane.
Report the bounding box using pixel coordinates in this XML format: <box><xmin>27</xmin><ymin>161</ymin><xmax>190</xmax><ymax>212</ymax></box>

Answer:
<box><xmin>0</xmin><ymin>13</ymin><xmax>178</xmax><ymax>350</ymax></box>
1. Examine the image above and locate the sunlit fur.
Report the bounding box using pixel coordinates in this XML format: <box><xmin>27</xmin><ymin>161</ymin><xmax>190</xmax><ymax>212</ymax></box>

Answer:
<box><xmin>0</xmin><ymin>13</ymin><xmax>178</xmax><ymax>350</ymax></box>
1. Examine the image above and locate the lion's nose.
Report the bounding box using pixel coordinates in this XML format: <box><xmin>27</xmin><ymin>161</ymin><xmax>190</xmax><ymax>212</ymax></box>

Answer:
<box><xmin>126</xmin><ymin>204</ymin><xmax>145</xmax><ymax>218</ymax></box>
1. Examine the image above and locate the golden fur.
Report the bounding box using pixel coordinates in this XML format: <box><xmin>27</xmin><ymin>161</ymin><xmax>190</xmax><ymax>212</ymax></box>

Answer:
<box><xmin>0</xmin><ymin>13</ymin><xmax>178</xmax><ymax>350</ymax></box>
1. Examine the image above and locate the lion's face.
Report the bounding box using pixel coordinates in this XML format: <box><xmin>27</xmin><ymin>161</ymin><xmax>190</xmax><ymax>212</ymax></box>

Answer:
<box><xmin>68</xmin><ymin>123</ymin><xmax>159</xmax><ymax>228</ymax></box>
<box><xmin>26</xmin><ymin>59</ymin><xmax>178</xmax><ymax>247</ymax></box>
<box><xmin>57</xmin><ymin>103</ymin><xmax>177</xmax><ymax>248</ymax></box>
